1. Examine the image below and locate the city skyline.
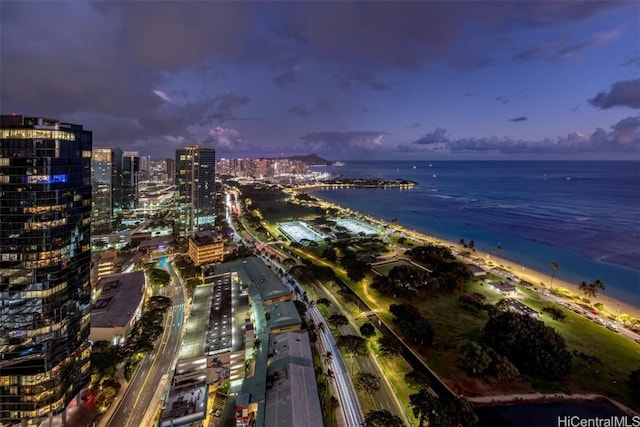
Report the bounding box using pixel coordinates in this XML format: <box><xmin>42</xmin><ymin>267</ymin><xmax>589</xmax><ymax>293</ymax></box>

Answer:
<box><xmin>1</xmin><ymin>1</ymin><xmax>639</xmax><ymax>160</ymax></box>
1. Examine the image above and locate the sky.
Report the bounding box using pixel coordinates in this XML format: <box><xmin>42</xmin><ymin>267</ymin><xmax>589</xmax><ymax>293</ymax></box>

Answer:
<box><xmin>1</xmin><ymin>1</ymin><xmax>639</xmax><ymax>161</ymax></box>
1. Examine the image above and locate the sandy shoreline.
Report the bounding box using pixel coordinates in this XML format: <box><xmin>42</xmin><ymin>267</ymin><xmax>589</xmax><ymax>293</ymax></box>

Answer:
<box><xmin>387</xmin><ymin>221</ymin><xmax>640</xmax><ymax>320</ymax></box>
<box><xmin>300</xmin><ymin>187</ymin><xmax>640</xmax><ymax>319</ymax></box>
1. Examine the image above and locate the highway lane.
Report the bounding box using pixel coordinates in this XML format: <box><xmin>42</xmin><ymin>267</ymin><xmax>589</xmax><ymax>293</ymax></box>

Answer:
<box><xmin>318</xmin><ymin>285</ymin><xmax>408</xmax><ymax>424</ymax></box>
<box><xmin>105</xmin><ymin>264</ymin><xmax>185</xmax><ymax>427</ymax></box>
<box><xmin>259</xmin><ymin>255</ymin><xmax>364</xmax><ymax>427</ymax></box>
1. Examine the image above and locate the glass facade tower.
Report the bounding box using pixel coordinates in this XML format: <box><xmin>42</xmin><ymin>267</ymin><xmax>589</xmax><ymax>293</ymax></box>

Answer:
<box><xmin>0</xmin><ymin>115</ymin><xmax>92</xmax><ymax>426</ymax></box>
<box><xmin>175</xmin><ymin>147</ymin><xmax>216</xmax><ymax>238</ymax></box>
<box><xmin>91</xmin><ymin>147</ymin><xmax>123</xmax><ymax>234</ymax></box>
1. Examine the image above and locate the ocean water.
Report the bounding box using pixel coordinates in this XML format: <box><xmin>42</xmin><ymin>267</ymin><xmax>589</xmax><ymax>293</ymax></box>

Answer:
<box><xmin>309</xmin><ymin>161</ymin><xmax>640</xmax><ymax>307</ymax></box>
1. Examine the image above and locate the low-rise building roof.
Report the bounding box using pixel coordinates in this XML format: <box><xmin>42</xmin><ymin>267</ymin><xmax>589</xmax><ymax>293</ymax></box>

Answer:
<box><xmin>264</xmin><ymin>331</ymin><xmax>323</xmax><ymax>427</ymax></box>
<box><xmin>491</xmin><ymin>281</ymin><xmax>517</xmax><ymax>293</ymax></box>
<box><xmin>214</xmin><ymin>257</ymin><xmax>290</xmax><ymax>303</ymax></box>
<box><xmin>91</xmin><ymin>271</ymin><xmax>145</xmax><ymax>329</ymax></box>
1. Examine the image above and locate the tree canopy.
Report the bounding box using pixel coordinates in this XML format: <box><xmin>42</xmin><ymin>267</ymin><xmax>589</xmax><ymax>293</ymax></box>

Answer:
<box><xmin>405</xmin><ymin>245</ymin><xmax>472</xmax><ymax>293</ymax></box>
<box><xmin>410</xmin><ymin>389</ymin><xmax>478</xmax><ymax>427</ymax></box>
<box><xmin>484</xmin><ymin>311</ymin><xmax>572</xmax><ymax>379</ymax></box>
<box><xmin>389</xmin><ymin>303</ymin><xmax>434</xmax><ymax>347</ymax></box>
<box><xmin>363</xmin><ymin>410</ymin><xmax>404</xmax><ymax>427</ymax></box>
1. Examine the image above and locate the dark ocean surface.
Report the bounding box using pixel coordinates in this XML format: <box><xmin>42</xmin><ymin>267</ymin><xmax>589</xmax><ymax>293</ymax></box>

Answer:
<box><xmin>309</xmin><ymin>161</ymin><xmax>640</xmax><ymax>307</ymax></box>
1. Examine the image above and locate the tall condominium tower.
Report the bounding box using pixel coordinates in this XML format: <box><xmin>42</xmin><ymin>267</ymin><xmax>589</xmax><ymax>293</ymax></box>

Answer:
<box><xmin>121</xmin><ymin>150</ymin><xmax>139</xmax><ymax>210</ymax></box>
<box><xmin>175</xmin><ymin>147</ymin><xmax>216</xmax><ymax>238</ymax></box>
<box><xmin>91</xmin><ymin>147</ymin><xmax>123</xmax><ymax>234</ymax></box>
<box><xmin>0</xmin><ymin>115</ymin><xmax>92</xmax><ymax>426</ymax></box>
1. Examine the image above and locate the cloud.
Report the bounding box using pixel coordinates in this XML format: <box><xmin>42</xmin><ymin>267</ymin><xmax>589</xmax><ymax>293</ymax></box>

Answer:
<box><xmin>451</xmin><ymin>53</ymin><xmax>494</xmax><ymax>71</ymax></box>
<box><xmin>410</xmin><ymin>128</ymin><xmax>450</xmax><ymax>146</ymax></box>
<box><xmin>153</xmin><ymin>90</ymin><xmax>174</xmax><ymax>103</ymax></box>
<box><xmin>513</xmin><ymin>44</ymin><xmax>550</xmax><ymax>63</ymax></box>
<box><xmin>273</xmin><ymin>64</ymin><xmax>304</xmax><ymax>88</ymax></box>
<box><xmin>206</xmin><ymin>126</ymin><xmax>245</xmax><ymax>149</ymax></box>
<box><xmin>300</xmin><ymin>131</ymin><xmax>388</xmax><ymax>153</ymax></box>
<box><xmin>610</xmin><ymin>115</ymin><xmax>640</xmax><ymax>143</ymax></box>
<box><xmin>289</xmin><ymin>105</ymin><xmax>312</xmax><ymax>118</ymax></box>
<box><xmin>589</xmin><ymin>79</ymin><xmax>640</xmax><ymax>109</ymax></box>
<box><xmin>407</xmin><ymin>122</ymin><xmax>422</xmax><ymax>128</ymax></box>
<box><xmin>495</xmin><ymin>96</ymin><xmax>510</xmax><ymax>105</ymax></box>
<box><xmin>398</xmin><ymin>116</ymin><xmax>640</xmax><ymax>154</ymax></box>
<box><xmin>202</xmin><ymin>92</ymin><xmax>252</xmax><ymax>122</ymax></box>
<box><xmin>504</xmin><ymin>2</ymin><xmax>627</xmax><ymax>28</ymax></box>
<box><xmin>623</xmin><ymin>55</ymin><xmax>640</xmax><ymax>67</ymax></box>
<box><xmin>509</xmin><ymin>116</ymin><xmax>528</xmax><ymax>122</ymax></box>
<box><xmin>552</xmin><ymin>28</ymin><xmax>621</xmax><ymax>62</ymax></box>
<box><xmin>288</xmin><ymin>98</ymin><xmax>332</xmax><ymax>118</ymax></box>
<box><xmin>361</xmin><ymin>107</ymin><xmax>379</xmax><ymax>113</ymax></box>
<box><xmin>335</xmin><ymin>70</ymin><xmax>391</xmax><ymax>91</ymax></box>
<box><xmin>514</xmin><ymin>24</ymin><xmax>627</xmax><ymax>65</ymax></box>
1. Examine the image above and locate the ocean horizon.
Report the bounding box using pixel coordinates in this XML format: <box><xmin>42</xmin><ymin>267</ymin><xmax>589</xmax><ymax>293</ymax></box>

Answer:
<box><xmin>309</xmin><ymin>160</ymin><xmax>640</xmax><ymax>308</ymax></box>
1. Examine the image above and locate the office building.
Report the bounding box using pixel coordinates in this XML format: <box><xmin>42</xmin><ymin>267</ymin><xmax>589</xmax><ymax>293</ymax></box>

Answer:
<box><xmin>90</xmin><ymin>271</ymin><xmax>145</xmax><ymax>346</ymax></box>
<box><xmin>0</xmin><ymin>115</ymin><xmax>92</xmax><ymax>426</ymax></box>
<box><xmin>175</xmin><ymin>147</ymin><xmax>216</xmax><ymax>238</ymax></box>
<box><xmin>122</xmin><ymin>150</ymin><xmax>139</xmax><ymax>210</ymax></box>
<box><xmin>188</xmin><ymin>231</ymin><xmax>224</xmax><ymax>266</ymax></box>
<box><xmin>91</xmin><ymin>147</ymin><xmax>123</xmax><ymax>234</ymax></box>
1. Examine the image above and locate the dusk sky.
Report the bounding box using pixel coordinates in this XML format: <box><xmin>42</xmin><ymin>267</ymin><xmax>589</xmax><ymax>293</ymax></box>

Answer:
<box><xmin>2</xmin><ymin>1</ymin><xmax>639</xmax><ymax>161</ymax></box>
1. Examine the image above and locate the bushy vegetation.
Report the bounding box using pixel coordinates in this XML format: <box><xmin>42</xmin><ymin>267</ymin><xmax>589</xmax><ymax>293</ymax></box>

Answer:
<box><xmin>370</xmin><ymin>265</ymin><xmax>429</xmax><ymax>297</ymax></box>
<box><xmin>410</xmin><ymin>389</ymin><xmax>478</xmax><ymax>427</ymax></box>
<box><xmin>484</xmin><ymin>311</ymin><xmax>572</xmax><ymax>379</ymax></box>
<box><xmin>406</xmin><ymin>244</ymin><xmax>472</xmax><ymax>293</ymax></box>
<box><xmin>389</xmin><ymin>303</ymin><xmax>434</xmax><ymax>347</ymax></box>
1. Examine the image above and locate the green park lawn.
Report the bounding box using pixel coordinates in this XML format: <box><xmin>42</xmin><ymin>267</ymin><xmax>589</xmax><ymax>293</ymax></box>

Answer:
<box><xmin>241</xmin><ymin>185</ymin><xmax>640</xmax><ymax>410</ymax></box>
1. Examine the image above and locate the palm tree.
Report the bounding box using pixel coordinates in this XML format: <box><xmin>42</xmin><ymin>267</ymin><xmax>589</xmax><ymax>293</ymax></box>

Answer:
<box><xmin>578</xmin><ymin>279</ymin><xmax>605</xmax><ymax>301</ymax></box>
<box><xmin>550</xmin><ymin>262</ymin><xmax>559</xmax><ymax>290</ymax></box>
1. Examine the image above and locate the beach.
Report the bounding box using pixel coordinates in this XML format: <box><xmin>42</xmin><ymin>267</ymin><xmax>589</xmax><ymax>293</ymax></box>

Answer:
<box><xmin>304</xmin><ymin>181</ymin><xmax>640</xmax><ymax>319</ymax></box>
<box><xmin>382</xmin><ymin>219</ymin><xmax>640</xmax><ymax>321</ymax></box>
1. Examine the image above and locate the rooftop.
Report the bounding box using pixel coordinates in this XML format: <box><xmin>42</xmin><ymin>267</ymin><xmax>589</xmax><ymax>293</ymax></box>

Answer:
<box><xmin>160</xmin><ymin>380</ymin><xmax>207</xmax><ymax>427</ymax></box>
<box><xmin>265</xmin><ymin>302</ymin><xmax>301</xmax><ymax>331</ymax></box>
<box><xmin>191</xmin><ymin>230</ymin><xmax>222</xmax><ymax>246</ymax></box>
<box><xmin>491</xmin><ymin>281</ymin><xmax>517</xmax><ymax>292</ymax></box>
<box><xmin>214</xmin><ymin>257</ymin><xmax>290</xmax><ymax>303</ymax></box>
<box><xmin>91</xmin><ymin>271</ymin><xmax>145</xmax><ymax>329</ymax></box>
<box><xmin>264</xmin><ymin>332</ymin><xmax>323</xmax><ymax>427</ymax></box>
<box><xmin>179</xmin><ymin>284</ymin><xmax>215</xmax><ymax>360</ymax></box>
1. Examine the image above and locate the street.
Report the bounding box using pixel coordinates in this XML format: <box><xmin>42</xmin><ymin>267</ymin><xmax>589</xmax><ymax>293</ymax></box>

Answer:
<box><xmin>104</xmin><ymin>262</ymin><xmax>185</xmax><ymax>427</ymax></box>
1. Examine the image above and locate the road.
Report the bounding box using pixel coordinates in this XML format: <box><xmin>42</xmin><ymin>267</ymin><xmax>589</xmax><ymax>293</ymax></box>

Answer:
<box><xmin>308</xmin><ymin>277</ymin><xmax>408</xmax><ymax>422</ymax></box>
<box><xmin>258</xmin><ymin>255</ymin><xmax>365</xmax><ymax>427</ymax></box>
<box><xmin>105</xmin><ymin>262</ymin><xmax>185</xmax><ymax>427</ymax></box>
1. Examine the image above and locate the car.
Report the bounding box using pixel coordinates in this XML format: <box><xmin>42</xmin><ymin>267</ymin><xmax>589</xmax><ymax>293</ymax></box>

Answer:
<box><xmin>634</xmin><ymin>338</ymin><xmax>640</xmax><ymax>345</ymax></box>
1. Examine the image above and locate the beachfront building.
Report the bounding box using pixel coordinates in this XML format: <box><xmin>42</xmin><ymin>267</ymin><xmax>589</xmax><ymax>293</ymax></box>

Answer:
<box><xmin>0</xmin><ymin>115</ymin><xmax>93</xmax><ymax>426</ymax></box>
<box><xmin>504</xmin><ymin>298</ymin><xmax>539</xmax><ymax>317</ymax></box>
<box><xmin>188</xmin><ymin>231</ymin><xmax>225</xmax><ymax>266</ymax></box>
<box><xmin>90</xmin><ymin>271</ymin><xmax>146</xmax><ymax>346</ymax></box>
<box><xmin>467</xmin><ymin>264</ymin><xmax>487</xmax><ymax>277</ymax></box>
<box><xmin>490</xmin><ymin>281</ymin><xmax>518</xmax><ymax>296</ymax></box>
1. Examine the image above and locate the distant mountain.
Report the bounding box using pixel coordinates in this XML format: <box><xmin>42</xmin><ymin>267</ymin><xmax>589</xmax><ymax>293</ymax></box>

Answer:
<box><xmin>277</xmin><ymin>153</ymin><xmax>333</xmax><ymax>165</ymax></box>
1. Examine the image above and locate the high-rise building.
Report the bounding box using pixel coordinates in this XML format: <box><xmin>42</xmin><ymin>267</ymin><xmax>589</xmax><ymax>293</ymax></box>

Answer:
<box><xmin>175</xmin><ymin>147</ymin><xmax>216</xmax><ymax>238</ymax></box>
<box><xmin>165</xmin><ymin>158</ymin><xmax>175</xmax><ymax>184</ymax></box>
<box><xmin>0</xmin><ymin>115</ymin><xmax>92</xmax><ymax>426</ymax></box>
<box><xmin>91</xmin><ymin>147</ymin><xmax>123</xmax><ymax>234</ymax></box>
<box><xmin>122</xmin><ymin>151</ymin><xmax>139</xmax><ymax>210</ymax></box>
